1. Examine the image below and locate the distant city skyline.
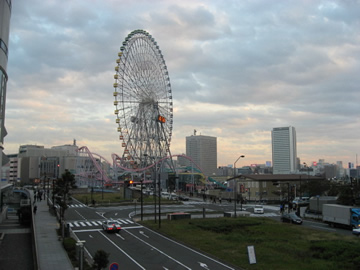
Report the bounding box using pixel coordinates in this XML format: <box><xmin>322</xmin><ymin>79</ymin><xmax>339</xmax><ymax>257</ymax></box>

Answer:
<box><xmin>3</xmin><ymin>0</ymin><xmax>359</xmax><ymax>167</ymax></box>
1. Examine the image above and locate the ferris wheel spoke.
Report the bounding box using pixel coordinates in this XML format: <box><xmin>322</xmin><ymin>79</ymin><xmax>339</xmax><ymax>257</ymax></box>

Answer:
<box><xmin>113</xmin><ymin>29</ymin><xmax>173</xmax><ymax>170</ymax></box>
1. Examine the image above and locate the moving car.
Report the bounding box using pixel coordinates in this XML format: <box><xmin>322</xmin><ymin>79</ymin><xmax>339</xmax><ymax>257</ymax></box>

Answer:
<box><xmin>281</xmin><ymin>213</ymin><xmax>303</xmax><ymax>225</ymax></box>
<box><xmin>102</xmin><ymin>220</ymin><xmax>121</xmax><ymax>233</ymax></box>
<box><xmin>254</xmin><ymin>205</ymin><xmax>264</xmax><ymax>214</ymax></box>
<box><xmin>178</xmin><ymin>195</ymin><xmax>189</xmax><ymax>201</ymax></box>
<box><xmin>352</xmin><ymin>228</ymin><xmax>360</xmax><ymax>236</ymax></box>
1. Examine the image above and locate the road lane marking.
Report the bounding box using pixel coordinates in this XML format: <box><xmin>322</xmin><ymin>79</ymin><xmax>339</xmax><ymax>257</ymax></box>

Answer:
<box><xmin>143</xmin><ymin>227</ymin><xmax>236</xmax><ymax>270</ymax></box>
<box><xmin>116</xmin><ymin>233</ymin><xmax>125</xmax><ymax>240</ymax></box>
<box><xmin>99</xmin><ymin>231</ymin><xmax>145</xmax><ymax>270</ymax></box>
<box><xmin>199</xmin><ymin>262</ymin><xmax>210</xmax><ymax>269</ymax></box>
<box><xmin>139</xmin><ymin>231</ymin><xmax>149</xmax><ymax>238</ymax></box>
<box><xmin>124</xmin><ymin>230</ymin><xmax>192</xmax><ymax>270</ymax></box>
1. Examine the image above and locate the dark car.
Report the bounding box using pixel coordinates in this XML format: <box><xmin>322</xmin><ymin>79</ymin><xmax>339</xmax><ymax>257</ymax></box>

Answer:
<box><xmin>178</xmin><ymin>195</ymin><xmax>189</xmax><ymax>201</ymax></box>
<box><xmin>281</xmin><ymin>213</ymin><xmax>303</xmax><ymax>225</ymax></box>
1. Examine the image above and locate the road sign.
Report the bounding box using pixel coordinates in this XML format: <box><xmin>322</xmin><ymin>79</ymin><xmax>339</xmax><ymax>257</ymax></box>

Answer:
<box><xmin>247</xmin><ymin>245</ymin><xmax>257</xmax><ymax>264</ymax></box>
<box><xmin>109</xmin><ymin>262</ymin><xmax>119</xmax><ymax>270</ymax></box>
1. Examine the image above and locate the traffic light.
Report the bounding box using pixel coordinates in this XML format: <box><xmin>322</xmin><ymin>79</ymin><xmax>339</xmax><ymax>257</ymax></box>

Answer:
<box><xmin>129</xmin><ymin>180</ymin><xmax>133</xmax><ymax>185</ymax></box>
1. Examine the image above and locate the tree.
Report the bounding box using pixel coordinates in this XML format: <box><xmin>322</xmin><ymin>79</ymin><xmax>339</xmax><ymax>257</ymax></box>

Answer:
<box><xmin>337</xmin><ymin>185</ymin><xmax>355</xmax><ymax>206</ymax></box>
<box><xmin>302</xmin><ymin>179</ymin><xmax>330</xmax><ymax>197</ymax></box>
<box><xmin>53</xmin><ymin>170</ymin><xmax>76</xmax><ymax>231</ymax></box>
<box><xmin>92</xmin><ymin>249</ymin><xmax>109</xmax><ymax>270</ymax></box>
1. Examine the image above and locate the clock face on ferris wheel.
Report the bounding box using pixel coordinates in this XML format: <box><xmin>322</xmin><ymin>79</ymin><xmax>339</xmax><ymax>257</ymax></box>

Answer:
<box><xmin>113</xmin><ymin>29</ymin><xmax>173</xmax><ymax>169</ymax></box>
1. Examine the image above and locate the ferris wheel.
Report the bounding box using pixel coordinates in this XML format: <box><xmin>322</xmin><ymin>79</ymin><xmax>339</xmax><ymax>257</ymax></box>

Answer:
<box><xmin>113</xmin><ymin>29</ymin><xmax>173</xmax><ymax>170</ymax></box>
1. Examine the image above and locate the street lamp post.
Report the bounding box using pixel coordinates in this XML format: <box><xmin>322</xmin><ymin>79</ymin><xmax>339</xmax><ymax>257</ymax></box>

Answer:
<box><xmin>234</xmin><ymin>155</ymin><xmax>245</xmax><ymax>218</ymax></box>
<box><xmin>101</xmin><ymin>158</ymin><xmax>104</xmax><ymax>201</ymax></box>
<box><xmin>76</xmin><ymin>240</ymin><xmax>86</xmax><ymax>270</ymax></box>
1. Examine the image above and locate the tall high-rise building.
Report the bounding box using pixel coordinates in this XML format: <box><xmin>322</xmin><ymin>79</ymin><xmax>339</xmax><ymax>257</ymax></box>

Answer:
<box><xmin>186</xmin><ymin>135</ymin><xmax>217</xmax><ymax>176</ymax></box>
<box><xmin>0</xmin><ymin>0</ymin><xmax>12</xmax><ymax>179</ymax></box>
<box><xmin>272</xmin><ymin>126</ymin><xmax>297</xmax><ymax>174</ymax></box>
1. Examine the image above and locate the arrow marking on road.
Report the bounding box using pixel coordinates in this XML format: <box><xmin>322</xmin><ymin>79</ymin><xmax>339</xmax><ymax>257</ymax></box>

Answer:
<box><xmin>96</xmin><ymin>212</ymin><xmax>105</xmax><ymax>217</ymax></box>
<box><xmin>139</xmin><ymin>231</ymin><xmax>149</xmax><ymax>238</ymax></box>
<box><xmin>116</xmin><ymin>233</ymin><xmax>125</xmax><ymax>240</ymax></box>
<box><xmin>199</xmin><ymin>262</ymin><xmax>210</xmax><ymax>269</ymax></box>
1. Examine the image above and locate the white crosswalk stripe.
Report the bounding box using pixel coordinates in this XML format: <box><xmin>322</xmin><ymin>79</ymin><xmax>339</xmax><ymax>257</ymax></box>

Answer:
<box><xmin>68</xmin><ymin>203</ymin><xmax>86</xmax><ymax>208</ymax></box>
<box><xmin>67</xmin><ymin>219</ymin><xmax>134</xmax><ymax>229</ymax></box>
<box><xmin>250</xmin><ymin>213</ymin><xmax>279</xmax><ymax>217</ymax></box>
<box><xmin>182</xmin><ymin>201</ymin><xmax>211</xmax><ymax>205</ymax></box>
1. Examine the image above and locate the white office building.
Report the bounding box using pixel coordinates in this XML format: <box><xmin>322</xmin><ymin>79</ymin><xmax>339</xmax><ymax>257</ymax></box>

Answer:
<box><xmin>272</xmin><ymin>126</ymin><xmax>297</xmax><ymax>174</ymax></box>
<box><xmin>186</xmin><ymin>135</ymin><xmax>217</xmax><ymax>176</ymax></box>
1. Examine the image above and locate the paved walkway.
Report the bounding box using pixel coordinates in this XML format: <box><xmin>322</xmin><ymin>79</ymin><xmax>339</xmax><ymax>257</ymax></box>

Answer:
<box><xmin>33</xmin><ymin>196</ymin><xmax>74</xmax><ymax>270</ymax></box>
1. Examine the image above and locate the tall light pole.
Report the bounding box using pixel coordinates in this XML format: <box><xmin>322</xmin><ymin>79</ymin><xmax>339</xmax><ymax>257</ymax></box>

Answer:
<box><xmin>234</xmin><ymin>155</ymin><xmax>245</xmax><ymax>217</ymax></box>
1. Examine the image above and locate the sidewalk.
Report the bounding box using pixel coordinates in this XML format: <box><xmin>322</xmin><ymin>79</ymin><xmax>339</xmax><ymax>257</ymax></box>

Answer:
<box><xmin>33</xmin><ymin>196</ymin><xmax>74</xmax><ymax>270</ymax></box>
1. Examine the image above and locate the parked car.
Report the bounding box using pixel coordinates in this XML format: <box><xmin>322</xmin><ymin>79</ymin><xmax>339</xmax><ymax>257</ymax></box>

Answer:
<box><xmin>102</xmin><ymin>220</ymin><xmax>121</xmax><ymax>233</ymax></box>
<box><xmin>254</xmin><ymin>205</ymin><xmax>264</xmax><ymax>214</ymax></box>
<box><xmin>281</xmin><ymin>213</ymin><xmax>303</xmax><ymax>225</ymax></box>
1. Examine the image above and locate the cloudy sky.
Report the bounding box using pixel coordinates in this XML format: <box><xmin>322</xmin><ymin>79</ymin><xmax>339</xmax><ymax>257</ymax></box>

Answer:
<box><xmin>5</xmin><ymin>0</ymin><xmax>360</xmax><ymax>167</ymax></box>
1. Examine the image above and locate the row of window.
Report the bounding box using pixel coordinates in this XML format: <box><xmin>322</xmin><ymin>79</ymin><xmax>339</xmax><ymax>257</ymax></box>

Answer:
<box><xmin>0</xmin><ymin>39</ymin><xmax>8</xmax><ymax>58</ymax></box>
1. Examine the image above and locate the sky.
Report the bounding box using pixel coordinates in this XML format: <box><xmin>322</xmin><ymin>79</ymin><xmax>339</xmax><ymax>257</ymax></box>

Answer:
<box><xmin>4</xmin><ymin>0</ymin><xmax>360</xmax><ymax>168</ymax></box>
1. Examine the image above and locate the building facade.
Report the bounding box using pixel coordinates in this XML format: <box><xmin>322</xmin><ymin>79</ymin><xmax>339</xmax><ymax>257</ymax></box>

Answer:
<box><xmin>7</xmin><ymin>143</ymin><xmax>80</xmax><ymax>184</ymax></box>
<box><xmin>0</xmin><ymin>0</ymin><xmax>12</xmax><ymax>219</ymax></box>
<box><xmin>272</xmin><ymin>126</ymin><xmax>297</xmax><ymax>174</ymax></box>
<box><xmin>186</xmin><ymin>135</ymin><xmax>217</xmax><ymax>177</ymax></box>
<box><xmin>0</xmin><ymin>0</ymin><xmax>11</xmax><ymax>177</ymax></box>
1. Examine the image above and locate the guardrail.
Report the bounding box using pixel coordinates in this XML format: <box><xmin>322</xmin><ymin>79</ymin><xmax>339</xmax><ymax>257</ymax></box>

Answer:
<box><xmin>28</xmin><ymin>190</ymin><xmax>40</xmax><ymax>270</ymax></box>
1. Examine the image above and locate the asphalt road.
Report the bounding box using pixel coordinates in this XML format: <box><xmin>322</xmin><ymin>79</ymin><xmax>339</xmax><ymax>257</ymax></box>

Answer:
<box><xmin>65</xmin><ymin>201</ymin><xmax>238</xmax><ymax>270</ymax></box>
<box><xmin>64</xmin><ymin>198</ymin><xmax>356</xmax><ymax>269</ymax></box>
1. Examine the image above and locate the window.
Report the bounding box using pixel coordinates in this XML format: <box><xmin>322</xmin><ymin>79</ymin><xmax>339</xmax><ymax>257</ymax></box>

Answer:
<box><xmin>0</xmin><ymin>39</ymin><xmax>8</xmax><ymax>57</ymax></box>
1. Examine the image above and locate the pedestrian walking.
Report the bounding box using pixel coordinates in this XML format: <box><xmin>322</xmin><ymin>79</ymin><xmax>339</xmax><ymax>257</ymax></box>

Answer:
<box><xmin>33</xmin><ymin>205</ymin><xmax>37</xmax><ymax>215</ymax></box>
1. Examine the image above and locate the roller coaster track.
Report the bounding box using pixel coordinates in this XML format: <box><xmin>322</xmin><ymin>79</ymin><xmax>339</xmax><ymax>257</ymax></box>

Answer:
<box><xmin>77</xmin><ymin>146</ymin><xmax>112</xmax><ymax>183</ymax></box>
<box><xmin>77</xmin><ymin>146</ymin><xmax>225</xmax><ymax>188</ymax></box>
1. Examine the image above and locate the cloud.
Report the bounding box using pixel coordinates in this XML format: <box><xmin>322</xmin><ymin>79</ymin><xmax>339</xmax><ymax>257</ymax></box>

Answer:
<box><xmin>4</xmin><ymin>0</ymin><xmax>360</xmax><ymax>168</ymax></box>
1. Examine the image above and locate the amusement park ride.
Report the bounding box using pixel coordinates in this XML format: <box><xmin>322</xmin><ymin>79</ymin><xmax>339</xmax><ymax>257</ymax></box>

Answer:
<box><xmin>75</xmin><ymin>30</ymin><xmax>217</xmax><ymax>192</ymax></box>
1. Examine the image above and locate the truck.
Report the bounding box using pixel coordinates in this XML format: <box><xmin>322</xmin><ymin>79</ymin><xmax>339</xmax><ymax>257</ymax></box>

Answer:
<box><xmin>308</xmin><ymin>196</ymin><xmax>337</xmax><ymax>214</ymax></box>
<box><xmin>322</xmin><ymin>204</ymin><xmax>360</xmax><ymax>229</ymax></box>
